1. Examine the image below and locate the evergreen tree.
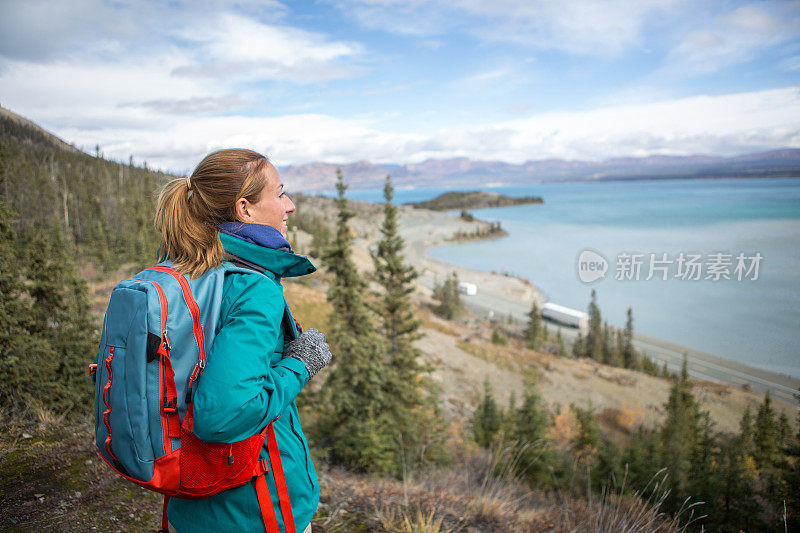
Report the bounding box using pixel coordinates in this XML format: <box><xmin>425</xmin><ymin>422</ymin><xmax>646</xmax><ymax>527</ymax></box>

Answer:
<box><xmin>433</xmin><ymin>271</ymin><xmax>462</xmax><ymax>319</ymax></box>
<box><xmin>490</xmin><ymin>328</ymin><xmax>507</xmax><ymax>345</ymax></box>
<box><xmin>572</xmin><ymin>331</ymin><xmax>584</xmax><ymax>359</ymax></box>
<box><xmin>472</xmin><ymin>380</ymin><xmax>502</xmax><ymax>448</ymax></box>
<box><xmin>509</xmin><ymin>384</ymin><xmax>552</xmax><ymax>486</ymax></box>
<box><xmin>660</xmin><ymin>356</ymin><xmax>701</xmax><ymax>513</ymax></box>
<box><xmin>572</xmin><ymin>404</ymin><xmax>600</xmax><ymax>457</ymax></box>
<box><xmin>687</xmin><ymin>411</ymin><xmax>718</xmax><ymax>528</ymax></box>
<box><xmin>318</xmin><ymin>170</ymin><xmax>394</xmax><ymax>473</ymax></box>
<box><xmin>715</xmin><ymin>434</ymin><xmax>762</xmax><ymax>531</ymax></box>
<box><xmin>753</xmin><ymin>391</ymin><xmax>783</xmax><ymax>513</ymax></box>
<box><xmin>371</xmin><ymin>175</ymin><xmax>443</xmax><ymax>468</ymax></box>
<box><xmin>782</xmin><ymin>390</ymin><xmax>800</xmax><ymax>532</ymax></box>
<box><xmin>601</xmin><ymin>321</ymin><xmax>616</xmax><ymax>365</ymax></box>
<box><xmin>738</xmin><ymin>404</ymin><xmax>755</xmax><ymax>459</ymax></box>
<box><xmin>753</xmin><ymin>392</ymin><xmax>779</xmax><ymax>469</ymax></box>
<box><xmin>0</xmin><ymin>203</ymin><xmax>92</xmax><ymax>416</ymax></box>
<box><xmin>584</xmin><ymin>289</ymin><xmax>602</xmax><ymax>359</ymax></box>
<box><xmin>525</xmin><ymin>301</ymin><xmax>541</xmax><ymax>349</ymax></box>
<box><xmin>621</xmin><ymin>427</ymin><xmax>662</xmax><ymax>495</ymax></box>
<box><xmin>555</xmin><ymin>328</ymin><xmax>567</xmax><ymax>357</ymax></box>
<box><xmin>622</xmin><ymin>307</ymin><xmax>637</xmax><ymax>369</ymax></box>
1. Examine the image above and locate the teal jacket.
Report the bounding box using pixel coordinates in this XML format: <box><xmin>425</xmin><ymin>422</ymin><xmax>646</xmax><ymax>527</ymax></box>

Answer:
<box><xmin>168</xmin><ymin>233</ymin><xmax>319</xmax><ymax>533</ymax></box>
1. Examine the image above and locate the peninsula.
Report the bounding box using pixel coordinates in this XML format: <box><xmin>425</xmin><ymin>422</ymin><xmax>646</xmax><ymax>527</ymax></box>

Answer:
<box><xmin>407</xmin><ymin>190</ymin><xmax>543</xmax><ymax>211</ymax></box>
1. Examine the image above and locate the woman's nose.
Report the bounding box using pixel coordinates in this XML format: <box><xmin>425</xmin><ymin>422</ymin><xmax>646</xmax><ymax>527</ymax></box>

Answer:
<box><xmin>284</xmin><ymin>195</ymin><xmax>296</xmax><ymax>213</ymax></box>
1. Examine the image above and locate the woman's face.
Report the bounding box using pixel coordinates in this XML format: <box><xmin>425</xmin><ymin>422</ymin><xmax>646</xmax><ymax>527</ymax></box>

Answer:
<box><xmin>236</xmin><ymin>163</ymin><xmax>296</xmax><ymax>236</ymax></box>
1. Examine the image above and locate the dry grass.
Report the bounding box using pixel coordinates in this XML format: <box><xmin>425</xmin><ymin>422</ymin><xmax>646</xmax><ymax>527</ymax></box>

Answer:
<box><xmin>551</xmin><ymin>469</ymin><xmax>703</xmax><ymax>533</ymax></box>
<box><xmin>313</xmin><ymin>445</ymin><xmax>558</xmax><ymax>532</ymax></box>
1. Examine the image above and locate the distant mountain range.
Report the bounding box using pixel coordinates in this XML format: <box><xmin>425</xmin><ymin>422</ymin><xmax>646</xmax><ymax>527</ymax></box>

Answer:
<box><xmin>283</xmin><ymin>149</ymin><xmax>800</xmax><ymax>191</ymax></box>
<box><xmin>2</xmin><ymin>105</ymin><xmax>798</xmax><ymax>192</ymax></box>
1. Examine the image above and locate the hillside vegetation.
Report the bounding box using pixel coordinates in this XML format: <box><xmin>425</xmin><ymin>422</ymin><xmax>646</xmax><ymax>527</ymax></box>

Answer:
<box><xmin>1</xmin><ymin>108</ymin><xmax>798</xmax><ymax>532</ymax></box>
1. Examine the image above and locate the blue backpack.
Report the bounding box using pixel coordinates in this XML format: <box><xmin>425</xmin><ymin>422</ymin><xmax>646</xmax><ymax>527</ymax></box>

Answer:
<box><xmin>90</xmin><ymin>260</ymin><xmax>299</xmax><ymax>533</ymax></box>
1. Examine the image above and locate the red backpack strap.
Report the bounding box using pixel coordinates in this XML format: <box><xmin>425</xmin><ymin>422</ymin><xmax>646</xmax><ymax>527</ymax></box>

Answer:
<box><xmin>159</xmin><ymin>495</ymin><xmax>170</xmax><ymax>533</ymax></box>
<box><xmin>253</xmin><ymin>422</ymin><xmax>296</xmax><ymax>533</ymax></box>
<box><xmin>267</xmin><ymin>423</ymin><xmax>296</xmax><ymax>533</ymax></box>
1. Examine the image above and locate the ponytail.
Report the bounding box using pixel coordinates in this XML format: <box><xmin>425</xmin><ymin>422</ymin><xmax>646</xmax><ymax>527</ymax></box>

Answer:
<box><xmin>153</xmin><ymin>149</ymin><xmax>270</xmax><ymax>278</ymax></box>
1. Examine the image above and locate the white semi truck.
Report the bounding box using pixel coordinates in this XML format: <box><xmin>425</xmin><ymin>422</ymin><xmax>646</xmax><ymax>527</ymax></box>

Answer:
<box><xmin>541</xmin><ymin>302</ymin><xmax>589</xmax><ymax>331</ymax></box>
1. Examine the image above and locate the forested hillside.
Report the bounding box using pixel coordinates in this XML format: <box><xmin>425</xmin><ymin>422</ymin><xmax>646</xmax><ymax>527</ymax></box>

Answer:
<box><xmin>0</xmin><ymin>107</ymin><xmax>165</xmax><ymax>270</ymax></box>
<box><xmin>0</xmin><ymin>109</ymin><xmax>167</xmax><ymax>419</ymax></box>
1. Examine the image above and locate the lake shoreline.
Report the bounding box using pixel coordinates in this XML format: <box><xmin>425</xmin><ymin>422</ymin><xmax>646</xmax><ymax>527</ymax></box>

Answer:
<box><xmin>397</xmin><ymin>205</ymin><xmax>800</xmax><ymax>405</ymax></box>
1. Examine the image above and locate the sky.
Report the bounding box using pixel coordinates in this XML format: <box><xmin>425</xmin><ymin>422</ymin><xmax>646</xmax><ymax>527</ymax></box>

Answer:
<box><xmin>1</xmin><ymin>0</ymin><xmax>799</xmax><ymax>173</ymax></box>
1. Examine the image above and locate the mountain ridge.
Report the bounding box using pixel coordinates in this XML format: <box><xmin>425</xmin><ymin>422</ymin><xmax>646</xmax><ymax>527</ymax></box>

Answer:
<box><xmin>282</xmin><ymin>148</ymin><xmax>800</xmax><ymax>191</ymax></box>
<box><xmin>2</xmin><ymin>105</ymin><xmax>797</xmax><ymax>191</ymax></box>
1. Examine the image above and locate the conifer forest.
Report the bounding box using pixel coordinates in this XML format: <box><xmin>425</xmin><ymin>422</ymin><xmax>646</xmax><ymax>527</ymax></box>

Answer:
<box><xmin>1</xmin><ymin>111</ymin><xmax>798</xmax><ymax>532</ymax></box>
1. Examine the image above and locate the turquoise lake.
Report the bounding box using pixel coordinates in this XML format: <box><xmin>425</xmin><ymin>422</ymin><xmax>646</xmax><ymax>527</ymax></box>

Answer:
<box><xmin>346</xmin><ymin>178</ymin><xmax>800</xmax><ymax>379</ymax></box>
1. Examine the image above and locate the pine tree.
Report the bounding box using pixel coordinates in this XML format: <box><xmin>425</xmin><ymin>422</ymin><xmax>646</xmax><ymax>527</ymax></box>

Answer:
<box><xmin>753</xmin><ymin>391</ymin><xmax>782</xmax><ymax>511</ymax></box>
<box><xmin>509</xmin><ymin>383</ymin><xmax>552</xmax><ymax>486</ymax></box>
<box><xmin>472</xmin><ymin>380</ymin><xmax>502</xmax><ymax>448</ymax></box>
<box><xmin>660</xmin><ymin>355</ymin><xmax>701</xmax><ymax>513</ymax></box>
<box><xmin>782</xmin><ymin>390</ymin><xmax>800</xmax><ymax>532</ymax></box>
<box><xmin>23</xmin><ymin>229</ymin><xmax>94</xmax><ymax>415</ymax></box>
<box><xmin>556</xmin><ymin>328</ymin><xmax>567</xmax><ymax>357</ymax></box>
<box><xmin>687</xmin><ymin>411</ymin><xmax>718</xmax><ymax>527</ymax></box>
<box><xmin>371</xmin><ymin>175</ymin><xmax>443</xmax><ymax>468</ymax></box>
<box><xmin>318</xmin><ymin>169</ymin><xmax>394</xmax><ymax>473</ymax></box>
<box><xmin>715</xmin><ymin>434</ymin><xmax>762</xmax><ymax>531</ymax></box>
<box><xmin>525</xmin><ymin>300</ymin><xmax>541</xmax><ymax>349</ymax></box>
<box><xmin>572</xmin><ymin>331</ymin><xmax>584</xmax><ymax>358</ymax></box>
<box><xmin>753</xmin><ymin>392</ymin><xmax>779</xmax><ymax>469</ymax></box>
<box><xmin>622</xmin><ymin>307</ymin><xmax>637</xmax><ymax>369</ymax></box>
<box><xmin>584</xmin><ymin>289</ymin><xmax>602</xmax><ymax>359</ymax></box>
<box><xmin>738</xmin><ymin>404</ymin><xmax>755</xmax><ymax>460</ymax></box>
<box><xmin>433</xmin><ymin>271</ymin><xmax>462</xmax><ymax>319</ymax></box>
<box><xmin>621</xmin><ymin>427</ymin><xmax>662</xmax><ymax>495</ymax></box>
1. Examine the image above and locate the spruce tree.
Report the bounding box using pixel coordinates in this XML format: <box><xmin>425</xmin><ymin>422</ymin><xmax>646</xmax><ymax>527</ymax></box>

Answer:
<box><xmin>318</xmin><ymin>169</ymin><xmax>393</xmax><ymax>473</ymax></box>
<box><xmin>753</xmin><ymin>392</ymin><xmax>779</xmax><ymax>468</ymax></box>
<box><xmin>622</xmin><ymin>307</ymin><xmax>636</xmax><ymax>369</ymax></box>
<box><xmin>584</xmin><ymin>289</ymin><xmax>602</xmax><ymax>359</ymax></box>
<box><xmin>782</xmin><ymin>390</ymin><xmax>800</xmax><ymax>532</ymax></box>
<box><xmin>753</xmin><ymin>391</ymin><xmax>782</xmax><ymax>510</ymax></box>
<box><xmin>660</xmin><ymin>355</ymin><xmax>701</xmax><ymax>513</ymax></box>
<box><xmin>0</xmin><ymin>202</ymin><xmax>50</xmax><ymax>415</ymax></box>
<box><xmin>509</xmin><ymin>383</ymin><xmax>552</xmax><ymax>486</ymax></box>
<box><xmin>433</xmin><ymin>271</ymin><xmax>462</xmax><ymax>319</ymax></box>
<box><xmin>556</xmin><ymin>328</ymin><xmax>567</xmax><ymax>357</ymax></box>
<box><xmin>472</xmin><ymin>380</ymin><xmax>502</xmax><ymax>448</ymax></box>
<box><xmin>572</xmin><ymin>331</ymin><xmax>584</xmax><ymax>359</ymax></box>
<box><xmin>525</xmin><ymin>300</ymin><xmax>541</xmax><ymax>349</ymax></box>
<box><xmin>371</xmin><ymin>175</ymin><xmax>441</xmax><ymax>468</ymax></box>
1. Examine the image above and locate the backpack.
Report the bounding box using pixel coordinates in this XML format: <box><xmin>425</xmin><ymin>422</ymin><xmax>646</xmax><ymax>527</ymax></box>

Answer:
<box><xmin>89</xmin><ymin>260</ymin><xmax>299</xmax><ymax>533</ymax></box>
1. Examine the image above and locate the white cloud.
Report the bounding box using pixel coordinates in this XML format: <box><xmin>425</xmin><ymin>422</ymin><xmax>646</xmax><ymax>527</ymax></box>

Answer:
<box><xmin>37</xmin><ymin>87</ymin><xmax>800</xmax><ymax>171</ymax></box>
<box><xmin>330</xmin><ymin>0</ymin><xmax>685</xmax><ymax>56</ymax></box>
<box><xmin>0</xmin><ymin>2</ymin><xmax>366</xmax><ymax>134</ymax></box>
<box><xmin>169</xmin><ymin>13</ymin><xmax>364</xmax><ymax>83</ymax></box>
<box><xmin>668</xmin><ymin>3</ymin><xmax>800</xmax><ymax>72</ymax></box>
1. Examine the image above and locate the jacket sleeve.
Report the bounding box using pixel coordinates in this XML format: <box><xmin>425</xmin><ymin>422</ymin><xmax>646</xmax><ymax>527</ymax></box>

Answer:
<box><xmin>192</xmin><ymin>274</ymin><xmax>310</xmax><ymax>443</ymax></box>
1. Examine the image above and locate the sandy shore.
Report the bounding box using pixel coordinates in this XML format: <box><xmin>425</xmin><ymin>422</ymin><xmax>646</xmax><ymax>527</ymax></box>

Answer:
<box><xmin>394</xmin><ymin>206</ymin><xmax>800</xmax><ymax>407</ymax></box>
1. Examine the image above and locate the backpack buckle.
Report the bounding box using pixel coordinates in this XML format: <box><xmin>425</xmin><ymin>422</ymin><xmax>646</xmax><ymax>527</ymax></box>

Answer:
<box><xmin>163</xmin><ymin>397</ymin><xmax>177</xmax><ymax>413</ymax></box>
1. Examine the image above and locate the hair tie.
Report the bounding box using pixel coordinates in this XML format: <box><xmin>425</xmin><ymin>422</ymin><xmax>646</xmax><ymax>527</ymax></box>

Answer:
<box><xmin>186</xmin><ymin>176</ymin><xmax>192</xmax><ymax>190</ymax></box>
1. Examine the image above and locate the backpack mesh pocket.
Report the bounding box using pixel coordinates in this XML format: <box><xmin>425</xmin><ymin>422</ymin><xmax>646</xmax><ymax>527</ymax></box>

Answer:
<box><xmin>178</xmin><ymin>406</ymin><xmax>266</xmax><ymax>495</ymax></box>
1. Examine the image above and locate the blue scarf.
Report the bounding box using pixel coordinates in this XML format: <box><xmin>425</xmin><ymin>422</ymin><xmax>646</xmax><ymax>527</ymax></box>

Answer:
<box><xmin>218</xmin><ymin>222</ymin><xmax>292</xmax><ymax>252</ymax></box>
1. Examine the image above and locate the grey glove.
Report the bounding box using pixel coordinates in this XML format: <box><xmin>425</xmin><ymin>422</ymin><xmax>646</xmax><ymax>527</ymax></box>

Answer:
<box><xmin>284</xmin><ymin>328</ymin><xmax>332</xmax><ymax>380</ymax></box>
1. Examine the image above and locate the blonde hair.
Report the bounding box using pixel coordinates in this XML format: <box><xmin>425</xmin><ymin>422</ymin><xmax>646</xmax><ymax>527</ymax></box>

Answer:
<box><xmin>154</xmin><ymin>149</ymin><xmax>270</xmax><ymax>278</ymax></box>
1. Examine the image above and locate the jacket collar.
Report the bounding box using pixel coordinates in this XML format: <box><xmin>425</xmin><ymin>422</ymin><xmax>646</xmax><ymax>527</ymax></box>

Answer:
<box><xmin>219</xmin><ymin>232</ymin><xmax>316</xmax><ymax>279</ymax></box>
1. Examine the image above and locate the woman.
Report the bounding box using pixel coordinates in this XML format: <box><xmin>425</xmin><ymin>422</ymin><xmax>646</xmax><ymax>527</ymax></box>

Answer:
<box><xmin>153</xmin><ymin>149</ymin><xmax>331</xmax><ymax>533</ymax></box>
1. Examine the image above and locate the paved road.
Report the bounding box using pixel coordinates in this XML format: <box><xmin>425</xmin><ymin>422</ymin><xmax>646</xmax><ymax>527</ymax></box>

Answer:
<box><xmin>417</xmin><ymin>266</ymin><xmax>800</xmax><ymax>407</ymax></box>
<box><xmin>399</xmin><ymin>210</ymin><xmax>799</xmax><ymax>407</ymax></box>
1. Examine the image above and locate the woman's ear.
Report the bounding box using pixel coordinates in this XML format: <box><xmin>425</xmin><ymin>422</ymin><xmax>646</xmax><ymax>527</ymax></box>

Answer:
<box><xmin>234</xmin><ymin>197</ymin><xmax>252</xmax><ymax>223</ymax></box>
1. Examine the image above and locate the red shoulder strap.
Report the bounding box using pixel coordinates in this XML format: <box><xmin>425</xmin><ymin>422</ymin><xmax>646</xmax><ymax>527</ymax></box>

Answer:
<box><xmin>254</xmin><ymin>422</ymin><xmax>297</xmax><ymax>533</ymax></box>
